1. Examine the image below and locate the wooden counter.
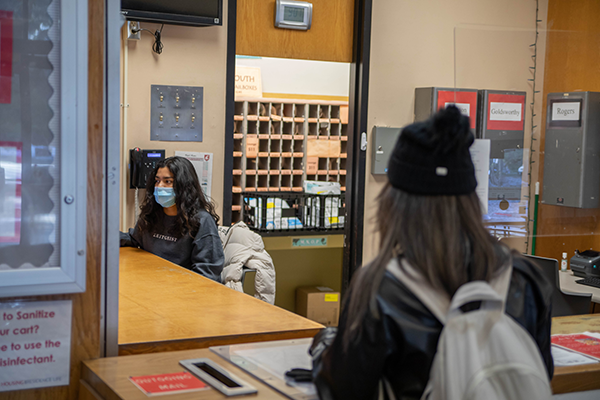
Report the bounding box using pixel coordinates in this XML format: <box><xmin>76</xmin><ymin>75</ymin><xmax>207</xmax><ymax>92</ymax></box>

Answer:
<box><xmin>551</xmin><ymin>314</ymin><xmax>600</xmax><ymax>394</ymax></box>
<box><xmin>84</xmin><ymin>313</ymin><xmax>600</xmax><ymax>399</ymax></box>
<box><xmin>119</xmin><ymin>248</ymin><xmax>323</xmax><ymax>355</ymax></box>
<box><xmin>81</xmin><ymin>348</ymin><xmax>287</xmax><ymax>400</ymax></box>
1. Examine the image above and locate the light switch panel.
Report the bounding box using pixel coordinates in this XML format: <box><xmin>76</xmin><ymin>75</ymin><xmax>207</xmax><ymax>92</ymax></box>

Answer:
<box><xmin>150</xmin><ymin>85</ymin><xmax>203</xmax><ymax>142</ymax></box>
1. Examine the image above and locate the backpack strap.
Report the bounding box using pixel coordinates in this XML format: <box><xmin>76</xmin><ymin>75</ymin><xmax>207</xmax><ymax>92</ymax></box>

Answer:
<box><xmin>387</xmin><ymin>258</ymin><xmax>451</xmax><ymax>323</ymax></box>
<box><xmin>386</xmin><ymin>254</ymin><xmax>513</xmax><ymax>324</ymax></box>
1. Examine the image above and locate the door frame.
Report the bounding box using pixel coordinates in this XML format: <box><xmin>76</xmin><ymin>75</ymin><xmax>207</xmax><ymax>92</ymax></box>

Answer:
<box><xmin>103</xmin><ymin>0</ymin><xmax>372</xmax><ymax>354</ymax></box>
<box><xmin>342</xmin><ymin>0</ymin><xmax>372</xmax><ymax>292</ymax></box>
<box><xmin>221</xmin><ymin>0</ymin><xmax>372</xmax><ymax>293</ymax></box>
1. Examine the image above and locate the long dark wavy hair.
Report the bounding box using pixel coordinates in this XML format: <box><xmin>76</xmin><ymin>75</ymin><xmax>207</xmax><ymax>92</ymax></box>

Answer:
<box><xmin>137</xmin><ymin>156</ymin><xmax>220</xmax><ymax>238</ymax></box>
<box><xmin>342</xmin><ymin>117</ymin><xmax>510</xmax><ymax>350</ymax></box>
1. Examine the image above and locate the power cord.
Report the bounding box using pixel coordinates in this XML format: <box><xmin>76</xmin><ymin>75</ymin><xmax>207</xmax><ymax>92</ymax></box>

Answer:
<box><xmin>152</xmin><ymin>24</ymin><xmax>164</xmax><ymax>54</ymax></box>
<box><xmin>131</xmin><ymin>24</ymin><xmax>165</xmax><ymax>55</ymax></box>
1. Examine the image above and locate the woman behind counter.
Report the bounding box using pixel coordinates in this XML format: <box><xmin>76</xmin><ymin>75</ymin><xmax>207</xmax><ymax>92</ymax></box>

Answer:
<box><xmin>310</xmin><ymin>106</ymin><xmax>553</xmax><ymax>399</ymax></box>
<box><xmin>120</xmin><ymin>156</ymin><xmax>224</xmax><ymax>282</ymax></box>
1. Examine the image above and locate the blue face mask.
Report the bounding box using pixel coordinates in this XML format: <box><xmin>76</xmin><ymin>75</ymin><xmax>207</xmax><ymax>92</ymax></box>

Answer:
<box><xmin>154</xmin><ymin>187</ymin><xmax>176</xmax><ymax>208</ymax></box>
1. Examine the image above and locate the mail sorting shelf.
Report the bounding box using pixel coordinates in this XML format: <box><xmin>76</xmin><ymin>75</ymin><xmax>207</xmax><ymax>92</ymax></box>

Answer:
<box><xmin>241</xmin><ymin>192</ymin><xmax>346</xmax><ymax>236</ymax></box>
<box><xmin>232</xmin><ymin>98</ymin><xmax>349</xmax><ymax>223</ymax></box>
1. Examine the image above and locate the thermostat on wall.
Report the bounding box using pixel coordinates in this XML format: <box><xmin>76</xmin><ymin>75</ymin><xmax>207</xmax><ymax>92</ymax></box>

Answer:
<box><xmin>275</xmin><ymin>0</ymin><xmax>313</xmax><ymax>31</ymax></box>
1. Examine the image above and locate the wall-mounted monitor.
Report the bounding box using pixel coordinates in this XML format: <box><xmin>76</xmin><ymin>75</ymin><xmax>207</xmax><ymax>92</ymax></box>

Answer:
<box><xmin>121</xmin><ymin>0</ymin><xmax>223</xmax><ymax>27</ymax></box>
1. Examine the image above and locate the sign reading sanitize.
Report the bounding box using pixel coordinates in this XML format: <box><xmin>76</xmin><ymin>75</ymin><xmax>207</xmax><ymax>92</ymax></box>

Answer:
<box><xmin>0</xmin><ymin>300</ymin><xmax>72</xmax><ymax>392</ymax></box>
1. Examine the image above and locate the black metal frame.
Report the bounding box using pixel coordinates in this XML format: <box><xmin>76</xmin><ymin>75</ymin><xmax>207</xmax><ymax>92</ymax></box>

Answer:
<box><xmin>222</xmin><ymin>0</ymin><xmax>372</xmax><ymax>293</ymax></box>
<box><xmin>222</xmin><ymin>0</ymin><xmax>236</xmax><ymax>226</ymax></box>
<box><xmin>342</xmin><ymin>0</ymin><xmax>372</xmax><ymax>293</ymax></box>
<box><xmin>121</xmin><ymin>0</ymin><xmax>224</xmax><ymax>27</ymax></box>
<box><xmin>241</xmin><ymin>192</ymin><xmax>346</xmax><ymax>236</ymax></box>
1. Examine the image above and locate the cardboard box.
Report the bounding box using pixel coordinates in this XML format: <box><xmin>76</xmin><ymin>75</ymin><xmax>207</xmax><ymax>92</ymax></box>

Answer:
<box><xmin>295</xmin><ymin>286</ymin><xmax>340</xmax><ymax>327</ymax></box>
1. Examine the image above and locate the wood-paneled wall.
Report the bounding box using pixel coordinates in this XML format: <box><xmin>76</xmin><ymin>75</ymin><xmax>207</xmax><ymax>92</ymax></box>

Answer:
<box><xmin>236</xmin><ymin>0</ymin><xmax>354</xmax><ymax>62</ymax></box>
<box><xmin>536</xmin><ymin>0</ymin><xmax>600</xmax><ymax>260</ymax></box>
<box><xmin>1</xmin><ymin>1</ymin><xmax>103</xmax><ymax>398</ymax></box>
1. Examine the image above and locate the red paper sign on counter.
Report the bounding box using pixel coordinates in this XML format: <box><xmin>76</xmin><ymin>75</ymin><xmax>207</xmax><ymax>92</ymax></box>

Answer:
<box><xmin>129</xmin><ymin>371</ymin><xmax>208</xmax><ymax>396</ymax></box>
<box><xmin>552</xmin><ymin>334</ymin><xmax>600</xmax><ymax>360</ymax></box>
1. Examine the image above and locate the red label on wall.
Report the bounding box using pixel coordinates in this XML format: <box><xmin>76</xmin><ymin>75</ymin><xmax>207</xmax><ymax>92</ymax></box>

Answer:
<box><xmin>486</xmin><ymin>93</ymin><xmax>525</xmax><ymax>131</ymax></box>
<box><xmin>0</xmin><ymin>10</ymin><xmax>13</xmax><ymax>104</ymax></box>
<box><xmin>436</xmin><ymin>90</ymin><xmax>477</xmax><ymax>129</ymax></box>
<box><xmin>129</xmin><ymin>371</ymin><xmax>208</xmax><ymax>396</ymax></box>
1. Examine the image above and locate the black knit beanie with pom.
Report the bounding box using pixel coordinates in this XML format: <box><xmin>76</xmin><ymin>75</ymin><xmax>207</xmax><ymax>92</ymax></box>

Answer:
<box><xmin>387</xmin><ymin>105</ymin><xmax>477</xmax><ymax>195</ymax></box>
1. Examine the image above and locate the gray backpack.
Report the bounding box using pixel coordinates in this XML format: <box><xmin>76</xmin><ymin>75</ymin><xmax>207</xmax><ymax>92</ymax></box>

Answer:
<box><xmin>387</xmin><ymin>258</ymin><xmax>552</xmax><ymax>400</ymax></box>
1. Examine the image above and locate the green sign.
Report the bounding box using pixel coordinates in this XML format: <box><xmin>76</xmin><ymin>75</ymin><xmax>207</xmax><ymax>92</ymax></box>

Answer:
<box><xmin>292</xmin><ymin>237</ymin><xmax>327</xmax><ymax>247</ymax></box>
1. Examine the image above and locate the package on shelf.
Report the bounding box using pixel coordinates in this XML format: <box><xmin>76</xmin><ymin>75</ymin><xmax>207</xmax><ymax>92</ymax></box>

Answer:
<box><xmin>304</xmin><ymin>181</ymin><xmax>345</xmax><ymax>229</ymax></box>
<box><xmin>307</xmin><ymin>139</ymin><xmax>341</xmax><ymax>158</ymax></box>
<box><xmin>245</xmin><ymin>197</ymin><xmax>303</xmax><ymax>230</ymax></box>
<box><xmin>304</xmin><ymin>181</ymin><xmax>341</xmax><ymax>195</ymax></box>
<box><xmin>305</xmin><ymin>196</ymin><xmax>345</xmax><ymax>229</ymax></box>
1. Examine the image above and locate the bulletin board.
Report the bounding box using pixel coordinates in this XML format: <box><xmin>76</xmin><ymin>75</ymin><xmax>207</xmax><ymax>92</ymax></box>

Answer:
<box><xmin>0</xmin><ymin>0</ymin><xmax>88</xmax><ymax>297</ymax></box>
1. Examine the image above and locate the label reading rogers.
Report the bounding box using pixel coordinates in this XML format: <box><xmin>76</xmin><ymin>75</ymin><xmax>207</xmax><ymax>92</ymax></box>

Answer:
<box><xmin>552</xmin><ymin>102</ymin><xmax>580</xmax><ymax>121</ymax></box>
<box><xmin>489</xmin><ymin>102</ymin><xmax>522</xmax><ymax>121</ymax></box>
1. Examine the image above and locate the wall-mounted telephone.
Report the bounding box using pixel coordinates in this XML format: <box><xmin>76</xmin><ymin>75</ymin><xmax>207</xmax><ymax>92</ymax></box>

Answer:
<box><xmin>130</xmin><ymin>148</ymin><xmax>165</xmax><ymax>189</ymax></box>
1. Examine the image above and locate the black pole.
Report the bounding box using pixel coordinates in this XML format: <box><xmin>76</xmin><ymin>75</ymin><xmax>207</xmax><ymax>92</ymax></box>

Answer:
<box><xmin>342</xmin><ymin>0</ymin><xmax>372</xmax><ymax>294</ymax></box>
<box><xmin>222</xmin><ymin>0</ymin><xmax>237</xmax><ymax>226</ymax></box>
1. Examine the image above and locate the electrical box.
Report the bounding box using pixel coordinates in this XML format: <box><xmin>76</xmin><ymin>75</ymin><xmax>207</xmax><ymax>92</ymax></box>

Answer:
<box><xmin>414</xmin><ymin>87</ymin><xmax>478</xmax><ymax>134</ymax></box>
<box><xmin>150</xmin><ymin>85</ymin><xmax>203</xmax><ymax>142</ymax></box>
<box><xmin>477</xmin><ymin>90</ymin><xmax>526</xmax><ymax>200</ymax></box>
<box><xmin>371</xmin><ymin>126</ymin><xmax>401</xmax><ymax>174</ymax></box>
<box><xmin>542</xmin><ymin>91</ymin><xmax>600</xmax><ymax>208</ymax></box>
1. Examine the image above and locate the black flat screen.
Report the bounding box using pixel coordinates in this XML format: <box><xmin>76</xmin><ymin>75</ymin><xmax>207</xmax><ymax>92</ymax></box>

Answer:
<box><xmin>122</xmin><ymin>0</ymin><xmax>222</xmax><ymax>26</ymax></box>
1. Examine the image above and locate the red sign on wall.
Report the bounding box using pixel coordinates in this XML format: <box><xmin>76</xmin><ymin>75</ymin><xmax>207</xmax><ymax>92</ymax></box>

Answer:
<box><xmin>436</xmin><ymin>90</ymin><xmax>478</xmax><ymax>129</ymax></box>
<box><xmin>0</xmin><ymin>10</ymin><xmax>13</xmax><ymax>104</ymax></box>
<box><xmin>486</xmin><ymin>93</ymin><xmax>525</xmax><ymax>131</ymax></box>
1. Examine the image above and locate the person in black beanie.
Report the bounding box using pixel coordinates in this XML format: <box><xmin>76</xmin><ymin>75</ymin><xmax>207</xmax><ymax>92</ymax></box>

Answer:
<box><xmin>309</xmin><ymin>106</ymin><xmax>553</xmax><ymax>400</ymax></box>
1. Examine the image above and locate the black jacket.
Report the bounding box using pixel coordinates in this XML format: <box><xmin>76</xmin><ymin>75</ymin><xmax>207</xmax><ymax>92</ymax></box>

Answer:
<box><xmin>311</xmin><ymin>255</ymin><xmax>554</xmax><ymax>400</ymax></box>
<box><xmin>120</xmin><ymin>209</ymin><xmax>224</xmax><ymax>282</ymax></box>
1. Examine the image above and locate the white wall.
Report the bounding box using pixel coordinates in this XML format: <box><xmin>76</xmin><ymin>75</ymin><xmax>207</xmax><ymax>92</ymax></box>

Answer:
<box><xmin>363</xmin><ymin>0</ymin><xmax>549</xmax><ymax>264</ymax></box>
<box><xmin>120</xmin><ymin>6</ymin><xmax>229</xmax><ymax>230</ymax></box>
